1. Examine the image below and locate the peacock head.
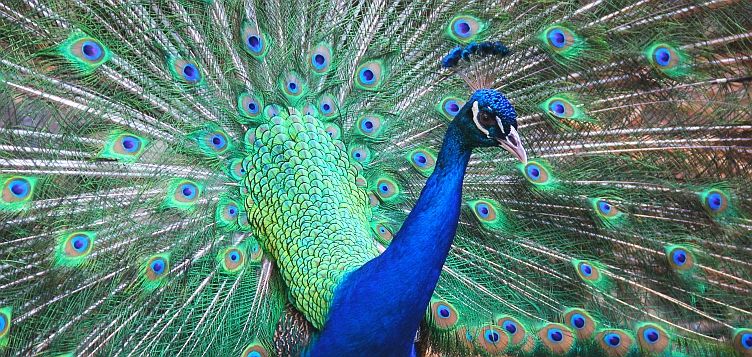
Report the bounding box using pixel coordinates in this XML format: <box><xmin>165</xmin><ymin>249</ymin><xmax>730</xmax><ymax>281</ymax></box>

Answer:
<box><xmin>455</xmin><ymin>89</ymin><xmax>527</xmax><ymax>163</ymax></box>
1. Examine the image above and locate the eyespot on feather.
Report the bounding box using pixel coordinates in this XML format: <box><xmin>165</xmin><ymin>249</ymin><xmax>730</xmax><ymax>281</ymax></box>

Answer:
<box><xmin>164</xmin><ymin>179</ymin><xmax>203</xmax><ymax>210</ymax></box>
<box><xmin>538</xmin><ymin>25</ymin><xmax>584</xmax><ymax>60</ymax></box>
<box><xmin>430</xmin><ymin>301</ymin><xmax>459</xmax><ymax>329</ymax></box>
<box><xmin>248</xmin><ymin>238</ymin><xmax>263</xmax><ymax>263</ymax></box>
<box><xmin>309</xmin><ymin>42</ymin><xmax>333</xmax><ymax>74</ymax></box>
<box><xmin>538</xmin><ymin>323</ymin><xmax>575</xmax><ymax>354</ymax></box>
<box><xmin>349</xmin><ymin>145</ymin><xmax>372</xmax><ymax>165</ymax></box>
<box><xmin>169</xmin><ymin>58</ymin><xmax>202</xmax><ymax>84</ymax></box>
<box><xmin>539</xmin><ymin>95</ymin><xmax>591</xmax><ymax>123</ymax></box>
<box><xmin>356</xmin><ymin>115</ymin><xmax>383</xmax><ymax>138</ymax></box>
<box><xmin>370</xmin><ymin>221</ymin><xmax>394</xmax><ymax>244</ymax></box>
<box><xmin>238</xmin><ymin>93</ymin><xmax>264</xmax><ymax>122</ymax></box>
<box><xmin>241</xmin><ymin>342</ymin><xmax>269</xmax><ymax>357</ymax></box>
<box><xmin>100</xmin><ymin>131</ymin><xmax>149</xmax><ymax>162</ymax></box>
<box><xmin>279</xmin><ymin>72</ymin><xmax>306</xmax><ymax>99</ymax></box>
<box><xmin>59</xmin><ymin>32</ymin><xmax>111</xmax><ymax>71</ymax></box>
<box><xmin>59</xmin><ymin>231</ymin><xmax>95</xmax><ymax>264</ymax></box>
<box><xmin>144</xmin><ymin>255</ymin><xmax>169</xmax><ymax>281</ymax></box>
<box><xmin>437</xmin><ymin>96</ymin><xmax>465</xmax><ymax>120</ymax></box>
<box><xmin>216</xmin><ymin>199</ymin><xmax>241</xmax><ymax>228</ymax></box>
<box><xmin>208</xmin><ymin>131</ymin><xmax>228</xmax><ymax>152</ymax></box>
<box><xmin>374</xmin><ymin>176</ymin><xmax>400</xmax><ymax>202</ymax></box>
<box><xmin>644</xmin><ymin>43</ymin><xmax>688</xmax><ymax>77</ymax></box>
<box><xmin>700</xmin><ymin>188</ymin><xmax>729</xmax><ymax>216</ymax></box>
<box><xmin>497</xmin><ymin>316</ymin><xmax>527</xmax><ymax>345</ymax></box>
<box><xmin>264</xmin><ymin>104</ymin><xmax>283</xmax><ymax>120</ymax></box>
<box><xmin>520</xmin><ymin>161</ymin><xmax>552</xmax><ymax>186</ymax></box>
<box><xmin>563</xmin><ymin>308</ymin><xmax>596</xmax><ymax>339</ymax></box>
<box><xmin>594</xmin><ymin>199</ymin><xmax>619</xmax><ymax>218</ymax></box>
<box><xmin>467</xmin><ymin>198</ymin><xmax>507</xmax><ymax>230</ymax></box>
<box><xmin>732</xmin><ymin>328</ymin><xmax>752</xmax><ymax>356</ymax></box>
<box><xmin>544</xmin><ymin>26</ymin><xmax>575</xmax><ymax>51</ymax></box>
<box><xmin>219</xmin><ymin>246</ymin><xmax>245</xmax><ymax>273</ymax></box>
<box><xmin>574</xmin><ymin>259</ymin><xmax>600</xmax><ymax>282</ymax></box>
<box><xmin>354</xmin><ymin>60</ymin><xmax>385</xmax><ymax>90</ymax></box>
<box><xmin>228</xmin><ymin>159</ymin><xmax>246</xmax><ymax>181</ymax></box>
<box><xmin>241</xmin><ymin>22</ymin><xmax>270</xmax><ymax>59</ymax></box>
<box><xmin>300</xmin><ymin>103</ymin><xmax>316</xmax><ymax>117</ymax></box>
<box><xmin>406</xmin><ymin>148</ymin><xmax>436</xmax><ymax>177</ymax></box>
<box><xmin>177</xmin><ymin>182</ymin><xmax>199</xmax><ymax>202</ymax></box>
<box><xmin>318</xmin><ymin>94</ymin><xmax>338</xmax><ymax>119</ymax></box>
<box><xmin>477</xmin><ymin>324</ymin><xmax>508</xmax><ymax>354</ymax></box>
<box><xmin>1</xmin><ymin>176</ymin><xmax>36</xmax><ymax>210</ymax></box>
<box><xmin>0</xmin><ymin>307</ymin><xmax>11</xmax><ymax>340</ymax></box>
<box><xmin>635</xmin><ymin>323</ymin><xmax>670</xmax><ymax>354</ymax></box>
<box><xmin>596</xmin><ymin>329</ymin><xmax>635</xmax><ymax>357</ymax></box>
<box><xmin>664</xmin><ymin>245</ymin><xmax>695</xmax><ymax>272</ymax></box>
<box><xmin>324</xmin><ymin>123</ymin><xmax>341</xmax><ymax>140</ymax></box>
<box><xmin>447</xmin><ymin>15</ymin><xmax>485</xmax><ymax>43</ymax></box>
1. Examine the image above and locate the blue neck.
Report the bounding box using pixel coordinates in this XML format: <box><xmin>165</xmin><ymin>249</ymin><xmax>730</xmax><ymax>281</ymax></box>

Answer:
<box><xmin>309</xmin><ymin>122</ymin><xmax>472</xmax><ymax>356</ymax></box>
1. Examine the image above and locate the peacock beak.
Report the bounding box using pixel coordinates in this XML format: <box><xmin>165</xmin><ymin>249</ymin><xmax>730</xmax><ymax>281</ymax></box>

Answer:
<box><xmin>496</xmin><ymin>126</ymin><xmax>527</xmax><ymax>164</ymax></box>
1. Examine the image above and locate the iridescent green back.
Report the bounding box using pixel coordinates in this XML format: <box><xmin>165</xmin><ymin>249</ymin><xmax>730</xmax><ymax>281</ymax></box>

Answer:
<box><xmin>246</xmin><ymin>113</ymin><xmax>376</xmax><ymax>328</ymax></box>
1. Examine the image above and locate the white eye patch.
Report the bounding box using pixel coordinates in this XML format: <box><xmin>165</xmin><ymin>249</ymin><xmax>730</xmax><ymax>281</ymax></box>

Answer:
<box><xmin>471</xmin><ymin>101</ymin><xmax>491</xmax><ymax>138</ymax></box>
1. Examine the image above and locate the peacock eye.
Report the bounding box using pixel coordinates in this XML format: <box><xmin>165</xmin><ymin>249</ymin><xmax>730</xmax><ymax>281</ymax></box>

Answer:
<box><xmin>643</xmin><ymin>328</ymin><xmax>660</xmax><ymax>344</ymax></box>
<box><xmin>571</xmin><ymin>314</ymin><xmax>586</xmax><ymax>329</ymax></box>
<box><xmin>604</xmin><ymin>333</ymin><xmax>622</xmax><ymax>347</ymax></box>
<box><xmin>502</xmin><ymin>320</ymin><xmax>517</xmax><ymax>334</ymax></box>
<box><xmin>170</xmin><ymin>59</ymin><xmax>201</xmax><ymax>83</ymax></box>
<box><xmin>247</xmin><ymin>35</ymin><xmax>262</xmax><ymax>51</ymax></box>
<box><xmin>579</xmin><ymin>262</ymin><xmax>593</xmax><ymax>276</ymax></box>
<box><xmin>477</xmin><ymin>110</ymin><xmax>496</xmax><ymax>128</ymax></box>
<box><xmin>547</xmin><ymin>328</ymin><xmax>564</xmax><ymax>342</ymax></box>
<box><xmin>81</xmin><ymin>41</ymin><xmax>104</xmax><ymax>61</ymax></box>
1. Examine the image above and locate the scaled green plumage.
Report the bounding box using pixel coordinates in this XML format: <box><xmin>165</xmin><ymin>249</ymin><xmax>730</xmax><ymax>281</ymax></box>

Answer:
<box><xmin>246</xmin><ymin>113</ymin><xmax>377</xmax><ymax>328</ymax></box>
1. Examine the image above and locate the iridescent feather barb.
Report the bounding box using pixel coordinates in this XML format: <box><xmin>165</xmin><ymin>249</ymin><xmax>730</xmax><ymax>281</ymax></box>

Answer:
<box><xmin>0</xmin><ymin>0</ymin><xmax>751</xmax><ymax>356</ymax></box>
<box><xmin>442</xmin><ymin>40</ymin><xmax>513</xmax><ymax>91</ymax></box>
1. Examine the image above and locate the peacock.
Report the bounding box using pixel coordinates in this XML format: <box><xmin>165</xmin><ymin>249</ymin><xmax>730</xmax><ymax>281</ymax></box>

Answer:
<box><xmin>0</xmin><ymin>0</ymin><xmax>751</xmax><ymax>355</ymax></box>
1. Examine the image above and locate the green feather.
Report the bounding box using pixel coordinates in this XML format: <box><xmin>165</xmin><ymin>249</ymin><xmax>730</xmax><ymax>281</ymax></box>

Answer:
<box><xmin>572</xmin><ymin>259</ymin><xmax>612</xmax><ymax>292</ymax></box>
<box><xmin>539</xmin><ymin>94</ymin><xmax>594</xmax><ymax>125</ymax></box>
<box><xmin>406</xmin><ymin>147</ymin><xmax>437</xmax><ymax>177</ymax></box>
<box><xmin>446</xmin><ymin>15</ymin><xmax>486</xmax><ymax>43</ymax></box>
<box><xmin>644</xmin><ymin>42</ymin><xmax>691</xmax><ymax>78</ymax></box>
<box><xmin>98</xmin><ymin>130</ymin><xmax>149</xmax><ymax>162</ymax></box>
<box><xmin>0</xmin><ymin>307</ymin><xmax>11</xmax><ymax>348</ymax></box>
<box><xmin>237</xmin><ymin>92</ymin><xmax>265</xmax><ymax>123</ymax></box>
<box><xmin>215</xmin><ymin>196</ymin><xmax>242</xmax><ymax>231</ymax></box>
<box><xmin>0</xmin><ymin>176</ymin><xmax>37</xmax><ymax>211</ymax></box>
<box><xmin>538</xmin><ymin>25</ymin><xmax>587</xmax><ymax>61</ymax></box>
<box><xmin>467</xmin><ymin>198</ymin><xmax>508</xmax><ymax>230</ymax></box>
<box><xmin>163</xmin><ymin>179</ymin><xmax>203</xmax><ymax>210</ymax></box>
<box><xmin>140</xmin><ymin>253</ymin><xmax>170</xmax><ymax>292</ymax></box>
<box><xmin>190</xmin><ymin>125</ymin><xmax>233</xmax><ymax>157</ymax></box>
<box><xmin>53</xmin><ymin>231</ymin><xmax>96</xmax><ymax>267</ymax></box>
<box><xmin>217</xmin><ymin>245</ymin><xmax>247</xmax><ymax>274</ymax></box>
<box><xmin>57</xmin><ymin>31</ymin><xmax>111</xmax><ymax>72</ymax></box>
